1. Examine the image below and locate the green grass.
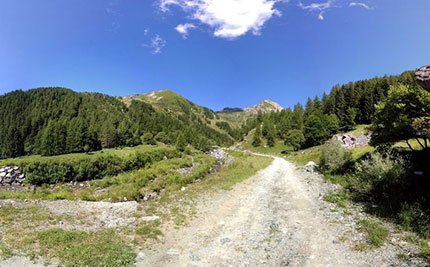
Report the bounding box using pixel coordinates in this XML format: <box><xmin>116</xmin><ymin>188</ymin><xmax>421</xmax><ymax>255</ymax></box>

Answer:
<box><xmin>358</xmin><ymin>219</ymin><xmax>390</xmax><ymax>248</ymax></box>
<box><xmin>242</xmin><ymin>139</ymin><xmax>293</xmax><ymax>155</ymax></box>
<box><xmin>395</xmin><ymin>138</ymin><xmax>427</xmax><ymax>151</ymax></box>
<box><xmin>201</xmin><ymin>150</ymin><xmax>273</xmax><ymax>190</ymax></box>
<box><xmin>35</xmin><ymin>228</ymin><xmax>136</xmax><ymax>267</ymax></box>
<box><xmin>136</xmin><ymin>220</ymin><xmax>163</xmax><ymax>240</ymax></box>
<box><xmin>0</xmin><ymin>244</ymin><xmax>12</xmax><ymax>260</ymax></box>
<box><xmin>287</xmin><ymin>145</ymin><xmax>323</xmax><ymax>166</ymax></box>
<box><xmin>343</xmin><ymin>124</ymin><xmax>370</xmax><ymax>136</ymax></box>
<box><xmin>0</xmin><ymin>144</ymin><xmax>166</xmax><ymax>166</ymax></box>
<box><xmin>323</xmin><ymin>190</ymin><xmax>349</xmax><ymax>209</ymax></box>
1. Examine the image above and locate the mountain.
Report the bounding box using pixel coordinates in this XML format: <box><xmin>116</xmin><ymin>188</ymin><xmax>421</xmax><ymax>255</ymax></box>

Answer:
<box><xmin>0</xmin><ymin>88</ymin><xmax>235</xmax><ymax>158</ymax></box>
<box><xmin>244</xmin><ymin>100</ymin><xmax>283</xmax><ymax>114</ymax></box>
<box><xmin>217</xmin><ymin>100</ymin><xmax>283</xmax><ymax>126</ymax></box>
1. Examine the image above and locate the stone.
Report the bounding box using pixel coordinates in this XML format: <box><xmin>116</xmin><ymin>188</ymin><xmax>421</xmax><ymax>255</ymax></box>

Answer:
<box><xmin>166</xmin><ymin>249</ymin><xmax>180</xmax><ymax>255</ymax></box>
<box><xmin>181</xmin><ymin>186</ymin><xmax>186</xmax><ymax>191</ymax></box>
<box><xmin>416</xmin><ymin>65</ymin><xmax>430</xmax><ymax>91</ymax></box>
<box><xmin>0</xmin><ymin>172</ymin><xmax>6</xmax><ymax>178</ymax></box>
<box><xmin>336</xmin><ymin>134</ymin><xmax>371</xmax><ymax>149</ymax></box>
<box><xmin>189</xmin><ymin>254</ymin><xmax>201</xmax><ymax>261</ymax></box>
<box><xmin>141</xmin><ymin>216</ymin><xmax>160</xmax><ymax>222</ymax></box>
<box><xmin>220</xmin><ymin>238</ymin><xmax>232</xmax><ymax>245</ymax></box>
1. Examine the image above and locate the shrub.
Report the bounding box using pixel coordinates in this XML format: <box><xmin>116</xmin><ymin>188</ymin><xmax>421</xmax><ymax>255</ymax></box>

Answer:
<box><xmin>352</xmin><ymin>152</ymin><xmax>408</xmax><ymax>196</ymax></box>
<box><xmin>21</xmin><ymin>148</ymin><xmax>180</xmax><ymax>185</ymax></box>
<box><xmin>320</xmin><ymin>141</ymin><xmax>351</xmax><ymax>173</ymax></box>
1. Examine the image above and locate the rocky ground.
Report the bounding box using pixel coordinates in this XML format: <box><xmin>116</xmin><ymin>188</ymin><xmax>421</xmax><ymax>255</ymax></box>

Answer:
<box><xmin>0</xmin><ymin>155</ymin><xmax>427</xmax><ymax>266</ymax></box>
<box><xmin>137</xmin><ymin>157</ymin><xmax>426</xmax><ymax>267</ymax></box>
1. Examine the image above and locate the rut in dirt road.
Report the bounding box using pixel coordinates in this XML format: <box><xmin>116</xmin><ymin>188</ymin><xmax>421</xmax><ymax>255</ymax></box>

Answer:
<box><xmin>141</xmin><ymin>157</ymin><xmax>402</xmax><ymax>267</ymax></box>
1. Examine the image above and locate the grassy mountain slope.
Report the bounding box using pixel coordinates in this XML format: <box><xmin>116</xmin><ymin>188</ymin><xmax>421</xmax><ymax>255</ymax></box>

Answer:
<box><xmin>217</xmin><ymin>99</ymin><xmax>284</xmax><ymax>127</ymax></box>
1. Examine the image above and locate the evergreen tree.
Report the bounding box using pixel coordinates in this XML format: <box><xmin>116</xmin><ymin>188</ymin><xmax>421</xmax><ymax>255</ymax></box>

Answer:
<box><xmin>252</xmin><ymin>125</ymin><xmax>262</xmax><ymax>147</ymax></box>
<box><xmin>284</xmin><ymin>129</ymin><xmax>305</xmax><ymax>151</ymax></box>
<box><xmin>304</xmin><ymin>115</ymin><xmax>329</xmax><ymax>147</ymax></box>
<box><xmin>4</xmin><ymin>126</ymin><xmax>24</xmax><ymax>158</ymax></box>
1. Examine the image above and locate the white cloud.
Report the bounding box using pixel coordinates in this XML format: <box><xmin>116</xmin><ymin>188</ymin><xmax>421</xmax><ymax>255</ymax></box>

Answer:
<box><xmin>144</xmin><ymin>35</ymin><xmax>166</xmax><ymax>54</ymax></box>
<box><xmin>298</xmin><ymin>0</ymin><xmax>334</xmax><ymax>20</ymax></box>
<box><xmin>144</xmin><ymin>29</ymin><xmax>149</xmax><ymax>36</ymax></box>
<box><xmin>159</xmin><ymin>0</ymin><xmax>282</xmax><ymax>38</ymax></box>
<box><xmin>175</xmin><ymin>23</ymin><xmax>196</xmax><ymax>38</ymax></box>
<box><xmin>349</xmin><ymin>2</ymin><xmax>371</xmax><ymax>10</ymax></box>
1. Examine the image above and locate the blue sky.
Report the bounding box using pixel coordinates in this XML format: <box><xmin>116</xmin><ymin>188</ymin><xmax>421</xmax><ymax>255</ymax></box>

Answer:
<box><xmin>1</xmin><ymin>0</ymin><xmax>429</xmax><ymax>111</ymax></box>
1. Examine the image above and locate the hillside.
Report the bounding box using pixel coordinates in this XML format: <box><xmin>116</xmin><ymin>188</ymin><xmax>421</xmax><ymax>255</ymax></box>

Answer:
<box><xmin>217</xmin><ymin>99</ymin><xmax>284</xmax><ymax>126</ymax></box>
<box><xmin>0</xmin><ymin>88</ymin><xmax>235</xmax><ymax>159</ymax></box>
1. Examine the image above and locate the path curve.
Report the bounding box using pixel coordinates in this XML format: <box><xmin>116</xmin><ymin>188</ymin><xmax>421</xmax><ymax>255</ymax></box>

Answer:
<box><xmin>140</xmin><ymin>157</ymin><xmax>398</xmax><ymax>267</ymax></box>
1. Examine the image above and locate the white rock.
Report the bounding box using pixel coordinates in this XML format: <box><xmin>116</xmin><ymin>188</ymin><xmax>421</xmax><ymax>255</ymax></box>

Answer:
<box><xmin>141</xmin><ymin>216</ymin><xmax>160</xmax><ymax>222</ymax></box>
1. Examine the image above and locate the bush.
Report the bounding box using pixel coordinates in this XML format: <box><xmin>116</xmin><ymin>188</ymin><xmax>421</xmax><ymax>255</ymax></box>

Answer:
<box><xmin>320</xmin><ymin>141</ymin><xmax>351</xmax><ymax>173</ymax></box>
<box><xmin>21</xmin><ymin>148</ymin><xmax>180</xmax><ymax>185</ymax></box>
<box><xmin>352</xmin><ymin>152</ymin><xmax>408</xmax><ymax>196</ymax></box>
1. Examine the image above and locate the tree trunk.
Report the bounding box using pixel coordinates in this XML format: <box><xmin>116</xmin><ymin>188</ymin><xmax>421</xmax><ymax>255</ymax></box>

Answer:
<box><xmin>416</xmin><ymin>137</ymin><xmax>425</xmax><ymax>150</ymax></box>
<box><xmin>406</xmin><ymin>140</ymin><xmax>415</xmax><ymax>151</ymax></box>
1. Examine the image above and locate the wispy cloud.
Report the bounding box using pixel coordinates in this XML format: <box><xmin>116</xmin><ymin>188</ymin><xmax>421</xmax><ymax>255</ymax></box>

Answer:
<box><xmin>144</xmin><ymin>35</ymin><xmax>167</xmax><ymax>54</ymax></box>
<box><xmin>349</xmin><ymin>2</ymin><xmax>372</xmax><ymax>10</ymax></box>
<box><xmin>298</xmin><ymin>0</ymin><xmax>334</xmax><ymax>20</ymax></box>
<box><xmin>175</xmin><ymin>23</ymin><xmax>196</xmax><ymax>38</ymax></box>
<box><xmin>159</xmin><ymin>0</ymin><xmax>282</xmax><ymax>39</ymax></box>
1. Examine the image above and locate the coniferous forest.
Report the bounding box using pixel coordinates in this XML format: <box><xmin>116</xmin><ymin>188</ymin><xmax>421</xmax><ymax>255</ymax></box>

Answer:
<box><xmin>0</xmin><ymin>87</ymin><xmax>235</xmax><ymax>158</ymax></box>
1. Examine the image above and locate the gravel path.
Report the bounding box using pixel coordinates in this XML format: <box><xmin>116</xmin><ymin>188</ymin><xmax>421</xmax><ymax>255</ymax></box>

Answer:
<box><xmin>139</xmin><ymin>157</ymin><xmax>415</xmax><ymax>267</ymax></box>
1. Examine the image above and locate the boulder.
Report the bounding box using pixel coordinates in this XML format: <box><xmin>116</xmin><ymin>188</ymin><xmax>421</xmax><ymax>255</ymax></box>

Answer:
<box><xmin>304</xmin><ymin>161</ymin><xmax>319</xmax><ymax>173</ymax></box>
<box><xmin>416</xmin><ymin>65</ymin><xmax>430</xmax><ymax>91</ymax></box>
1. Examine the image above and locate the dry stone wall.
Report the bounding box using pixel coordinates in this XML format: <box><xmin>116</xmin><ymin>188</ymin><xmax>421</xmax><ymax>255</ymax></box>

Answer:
<box><xmin>0</xmin><ymin>166</ymin><xmax>25</xmax><ymax>185</ymax></box>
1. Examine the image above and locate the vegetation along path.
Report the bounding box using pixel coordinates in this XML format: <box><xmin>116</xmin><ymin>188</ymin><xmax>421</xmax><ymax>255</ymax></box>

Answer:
<box><xmin>140</xmin><ymin>156</ymin><xmax>411</xmax><ymax>267</ymax></box>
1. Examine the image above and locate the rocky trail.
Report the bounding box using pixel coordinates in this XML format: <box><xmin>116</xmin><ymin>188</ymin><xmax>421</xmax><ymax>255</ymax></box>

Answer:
<box><xmin>1</xmin><ymin>156</ymin><xmax>424</xmax><ymax>267</ymax></box>
<box><xmin>139</xmin><ymin>157</ymin><xmax>419</xmax><ymax>267</ymax></box>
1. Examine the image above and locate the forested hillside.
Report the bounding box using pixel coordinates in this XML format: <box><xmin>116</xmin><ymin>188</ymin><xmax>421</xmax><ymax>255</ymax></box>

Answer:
<box><xmin>0</xmin><ymin>88</ymin><xmax>235</xmax><ymax>158</ymax></box>
<box><xmin>247</xmin><ymin>71</ymin><xmax>420</xmax><ymax>149</ymax></box>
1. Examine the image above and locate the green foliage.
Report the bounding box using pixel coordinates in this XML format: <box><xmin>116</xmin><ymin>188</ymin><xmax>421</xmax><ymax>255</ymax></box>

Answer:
<box><xmin>284</xmin><ymin>129</ymin><xmax>304</xmax><ymax>151</ymax></box>
<box><xmin>370</xmin><ymin>84</ymin><xmax>430</xmax><ymax>149</ymax></box>
<box><xmin>142</xmin><ymin>132</ymin><xmax>156</xmax><ymax>145</ymax></box>
<box><xmin>351</xmin><ymin>152</ymin><xmax>409</xmax><ymax>195</ymax></box>
<box><xmin>176</xmin><ymin>133</ymin><xmax>187</xmax><ymax>152</ymax></box>
<box><xmin>358</xmin><ymin>219</ymin><xmax>390</xmax><ymax>248</ymax></box>
<box><xmin>320</xmin><ymin>141</ymin><xmax>351</xmax><ymax>173</ymax></box>
<box><xmin>252</xmin><ymin>125</ymin><xmax>262</xmax><ymax>147</ymax></box>
<box><xmin>304</xmin><ymin>115</ymin><xmax>329</xmax><ymax>147</ymax></box>
<box><xmin>20</xmin><ymin>147</ymin><xmax>180</xmax><ymax>185</ymax></box>
<box><xmin>36</xmin><ymin>229</ymin><xmax>136</xmax><ymax>266</ymax></box>
<box><xmin>0</xmin><ymin>88</ymin><xmax>234</xmax><ymax>159</ymax></box>
<box><xmin>325</xmin><ymin>114</ymin><xmax>340</xmax><ymax>134</ymax></box>
<box><xmin>323</xmin><ymin>190</ymin><xmax>349</xmax><ymax>209</ymax></box>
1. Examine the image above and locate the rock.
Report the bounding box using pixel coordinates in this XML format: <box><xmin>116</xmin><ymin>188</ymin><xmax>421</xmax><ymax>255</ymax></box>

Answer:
<box><xmin>0</xmin><ymin>172</ymin><xmax>6</xmax><ymax>178</ymax></box>
<box><xmin>220</xmin><ymin>238</ymin><xmax>232</xmax><ymax>245</ymax></box>
<box><xmin>141</xmin><ymin>216</ymin><xmax>160</xmax><ymax>222</ymax></box>
<box><xmin>189</xmin><ymin>254</ymin><xmax>201</xmax><ymax>261</ymax></box>
<box><xmin>416</xmin><ymin>65</ymin><xmax>430</xmax><ymax>91</ymax></box>
<box><xmin>166</xmin><ymin>249</ymin><xmax>180</xmax><ymax>255</ymax></box>
<box><xmin>181</xmin><ymin>186</ymin><xmax>186</xmax><ymax>191</ymax></box>
<box><xmin>304</xmin><ymin>161</ymin><xmax>318</xmax><ymax>173</ymax></box>
<box><xmin>336</xmin><ymin>134</ymin><xmax>371</xmax><ymax>149</ymax></box>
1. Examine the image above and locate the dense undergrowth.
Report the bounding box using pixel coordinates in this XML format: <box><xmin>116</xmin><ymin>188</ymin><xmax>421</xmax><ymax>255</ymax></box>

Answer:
<box><xmin>320</xmin><ymin>142</ymin><xmax>430</xmax><ymax>243</ymax></box>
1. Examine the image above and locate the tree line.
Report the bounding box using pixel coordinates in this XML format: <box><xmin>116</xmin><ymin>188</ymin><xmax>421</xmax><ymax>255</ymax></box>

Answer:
<box><xmin>0</xmin><ymin>87</ymin><xmax>234</xmax><ymax>158</ymax></box>
<box><xmin>249</xmin><ymin>71</ymin><xmax>423</xmax><ymax>150</ymax></box>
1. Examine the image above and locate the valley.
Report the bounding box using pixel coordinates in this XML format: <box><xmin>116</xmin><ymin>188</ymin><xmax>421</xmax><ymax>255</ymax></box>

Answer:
<box><xmin>0</xmin><ymin>69</ymin><xmax>429</xmax><ymax>266</ymax></box>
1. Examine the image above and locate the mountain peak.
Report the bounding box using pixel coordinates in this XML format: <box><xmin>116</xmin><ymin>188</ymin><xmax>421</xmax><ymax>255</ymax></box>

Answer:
<box><xmin>244</xmin><ymin>100</ymin><xmax>283</xmax><ymax>114</ymax></box>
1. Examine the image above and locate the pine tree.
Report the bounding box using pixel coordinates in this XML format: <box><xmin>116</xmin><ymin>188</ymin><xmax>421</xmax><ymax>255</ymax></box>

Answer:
<box><xmin>252</xmin><ymin>125</ymin><xmax>262</xmax><ymax>147</ymax></box>
<box><xmin>5</xmin><ymin>126</ymin><xmax>24</xmax><ymax>158</ymax></box>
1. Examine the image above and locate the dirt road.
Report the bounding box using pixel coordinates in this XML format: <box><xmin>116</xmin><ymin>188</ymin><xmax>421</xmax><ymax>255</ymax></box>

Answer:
<box><xmin>140</xmin><ymin>157</ymin><xmax>411</xmax><ymax>267</ymax></box>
